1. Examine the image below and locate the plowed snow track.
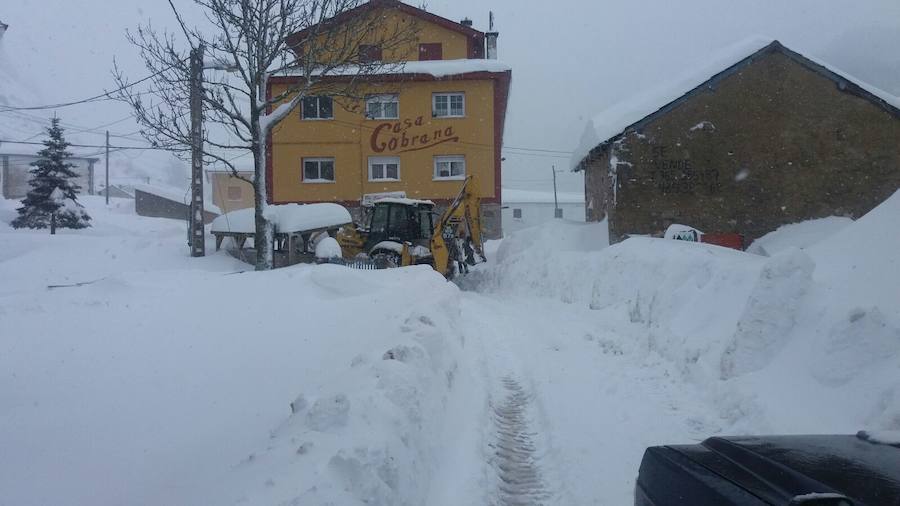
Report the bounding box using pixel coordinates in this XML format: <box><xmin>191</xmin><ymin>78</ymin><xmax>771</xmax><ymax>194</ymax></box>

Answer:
<box><xmin>490</xmin><ymin>377</ymin><xmax>549</xmax><ymax>506</ymax></box>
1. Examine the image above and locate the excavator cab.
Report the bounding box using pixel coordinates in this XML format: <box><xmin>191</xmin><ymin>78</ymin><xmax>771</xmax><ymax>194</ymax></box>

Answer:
<box><xmin>363</xmin><ymin>199</ymin><xmax>436</xmax><ymax>266</ymax></box>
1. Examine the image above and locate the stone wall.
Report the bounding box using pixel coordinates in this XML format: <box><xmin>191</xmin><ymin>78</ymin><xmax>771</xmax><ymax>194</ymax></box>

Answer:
<box><xmin>585</xmin><ymin>50</ymin><xmax>900</xmax><ymax>244</ymax></box>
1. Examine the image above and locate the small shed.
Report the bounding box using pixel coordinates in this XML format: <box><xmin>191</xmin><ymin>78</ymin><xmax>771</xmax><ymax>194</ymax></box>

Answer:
<box><xmin>97</xmin><ymin>184</ymin><xmax>135</xmax><ymax>199</ymax></box>
<box><xmin>501</xmin><ymin>188</ymin><xmax>585</xmax><ymax>235</ymax></box>
<box><xmin>572</xmin><ymin>38</ymin><xmax>900</xmax><ymax>245</ymax></box>
<box><xmin>211</xmin><ymin>204</ymin><xmax>352</xmax><ymax>266</ymax></box>
<box><xmin>134</xmin><ymin>184</ymin><xmax>220</xmax><ymax>223</ymax></box>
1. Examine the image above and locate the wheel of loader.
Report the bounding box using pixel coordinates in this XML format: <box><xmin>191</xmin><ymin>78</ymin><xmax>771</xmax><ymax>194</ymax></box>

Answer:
<box><xmin>371</xmin><ymin>250</ymin><xmax>400</xmax><ymax>269</ymax></box>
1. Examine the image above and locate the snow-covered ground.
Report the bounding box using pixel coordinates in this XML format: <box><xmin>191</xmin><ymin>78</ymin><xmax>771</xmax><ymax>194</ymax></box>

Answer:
<box><xmin>2</xmin><ymin>193</ymin><xmax>899</xmax><ymax>505</ymax></box>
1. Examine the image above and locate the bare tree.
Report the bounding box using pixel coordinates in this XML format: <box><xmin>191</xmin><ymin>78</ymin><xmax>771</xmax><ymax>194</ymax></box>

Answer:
<box><xmin>115</xmin><ymin>0</ymin><xmax>417</xmax><ymax>269</ymax></box>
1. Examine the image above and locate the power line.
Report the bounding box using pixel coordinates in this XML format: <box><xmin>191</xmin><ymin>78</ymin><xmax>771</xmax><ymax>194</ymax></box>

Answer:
<box><xmin>1</xmin><ymin>107</ymin><xmax>146</xmax><ymax>141</ymax></box>
<box><xmin>0</xmin><ymin>63</ymin><xmax>182</xmax><ymax>112</ymax></box>
<box><xmin>0</xmin><ymin>139</ymin><xmax>169</xmax><ymax>151</ymax></box>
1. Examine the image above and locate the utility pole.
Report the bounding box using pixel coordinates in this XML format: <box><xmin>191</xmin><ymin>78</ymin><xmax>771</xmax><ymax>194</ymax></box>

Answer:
<box><xmin>105</xmin><ymin>130</ymin><xmax>110</xmax><ymax>205</ymax></box>
<box><xmin>188</xmin><ymin>44</ymin><xmax>206</xmax><ymax>257</ymax></box>
<box><xmin>552</xmin><ymin>164</ymin><xmax>562</xmax><ymax>218</ymax></box>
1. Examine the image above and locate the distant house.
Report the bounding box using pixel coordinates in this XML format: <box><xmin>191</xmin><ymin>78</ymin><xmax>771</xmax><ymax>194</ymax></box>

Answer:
<box><xmin>97</xmin><ymin>184</ymin><xmax>135</xmax><ymax>199</ymax></box>
<box><xmin>206</xmin><ymin>169</ymin><xmax>254</xmax><ymax>214</ymax></box>
<box><xmin>1</xmin><ymin>152</ymin><xmax>99</xmax><ymax>199</ymax></box>
<box><xmin>572</xmin><ymin>39</ymin><xmax>900</xmax><ymax>245</ymax></box>
<box><xmin>502</xmin><ymin>188</ymin><xmax>584</xmax><ymax>235</ymax></box>
<box><xmin>134</xmin><ymin>184</ymin><xmax>219</xmax><ymax>223</ymax></box>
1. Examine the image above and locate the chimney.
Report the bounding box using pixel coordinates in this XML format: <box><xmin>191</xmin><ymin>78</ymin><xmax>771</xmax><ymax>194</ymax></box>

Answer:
<box><xmin>460</xmin><ymin>18</ymin><xmax>473</xmax><ymax>28</ymax></box>
<box><xmin>485</xmin><ymin>11</ymin><xmax>498</xmax><ymax>59</ymax></box>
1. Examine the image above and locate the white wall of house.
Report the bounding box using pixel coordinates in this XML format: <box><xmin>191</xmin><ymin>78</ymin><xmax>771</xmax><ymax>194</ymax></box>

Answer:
<box><xmin>1</xmin><ymin>154</ymin><xmax>96</xmax><ymax>198</ymax></box>
<box><xmin>501</xmin><ymin>188</ymin><xmax>585</xmax><ymax>236</ymax></box>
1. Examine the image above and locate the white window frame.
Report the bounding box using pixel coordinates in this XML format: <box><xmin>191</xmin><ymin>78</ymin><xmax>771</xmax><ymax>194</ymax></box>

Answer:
<box><xmin>302</xmin><ymin>157</ymin><xmax>336</xmax><ymax>183</ymax></box>
<box><xmin>365</xmin><ymin>94</ymin><xmax>399</xmax><ymax>120</ymax></box>
<box><xmin>432</xmin><ymin>92</ymin><xmax>465</xmax><ymax>118</ymax></box>
<box><xmin>368</xmin><ymin>156</ymin><xmax>401</xmax><ymax>182</ymax></box>
<box><xmin>433</xmin><ymin>155</ymin><xmax>466</xmax><ymax>181</ymax></box>
<box><xmin>301</xmin><ymin>96</ymin><xmax>334</xmax><ymax>120</ymax></box>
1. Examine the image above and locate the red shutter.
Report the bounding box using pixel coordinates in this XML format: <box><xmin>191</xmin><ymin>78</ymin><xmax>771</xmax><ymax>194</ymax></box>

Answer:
<box><xmin>418</xmin><ymin>43</ymin><xmax>443</xmax><ymax>61</ymax></box>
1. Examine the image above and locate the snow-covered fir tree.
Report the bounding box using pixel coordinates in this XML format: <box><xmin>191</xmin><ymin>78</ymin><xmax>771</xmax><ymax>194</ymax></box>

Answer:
<box><xmin>11</xmin><ymin>117</ymin><xmax>91</xmax><ymax>231</ymax></box>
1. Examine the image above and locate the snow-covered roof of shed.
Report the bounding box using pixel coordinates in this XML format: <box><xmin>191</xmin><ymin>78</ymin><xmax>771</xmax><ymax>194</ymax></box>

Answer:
<box><xmin>571</xmin><ymin>37</ymin><xmax>900</xmax><ymax>170</ymax></box>
<box><xmin>277</xmin><ymin>59</ymin><xmax>510</xmax><ymax>79</ymax></box>
<box><xmin>502</xmin><ymin>188</ymin><xmax>584</xmax><ymax>204</ymax></box>
<box><xmin>133</xmin><ymin>183</ymin><xmax>222</xmax><ymax>215</ymax></box>
<box><xmin>211</xmin><ymin>203</ymin><xmax>352</xmax><ymax>234</ymax></box>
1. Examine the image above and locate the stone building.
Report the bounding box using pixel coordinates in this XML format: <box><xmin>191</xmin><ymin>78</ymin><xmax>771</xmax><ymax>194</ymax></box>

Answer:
<box><xmin>572</xmin><ymin>39</ymin><xmax>900</xmax><ymax>245</ymax></box>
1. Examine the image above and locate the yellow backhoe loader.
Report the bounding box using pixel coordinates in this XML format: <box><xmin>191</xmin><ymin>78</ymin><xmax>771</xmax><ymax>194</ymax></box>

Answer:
<box><xmin>335</xmin><ymin>176</ymin><xmax>485</xmax><ymax>278</ymax></box>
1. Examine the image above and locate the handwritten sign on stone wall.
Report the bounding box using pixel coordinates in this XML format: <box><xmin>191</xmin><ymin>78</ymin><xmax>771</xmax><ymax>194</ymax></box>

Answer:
<box><xmin>644</xmin><ymin>146</ymin><xmax>721</xmax><ymax>194</ymax></box>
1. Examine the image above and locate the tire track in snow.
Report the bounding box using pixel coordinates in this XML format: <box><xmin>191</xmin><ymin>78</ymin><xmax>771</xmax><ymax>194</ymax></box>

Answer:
<box><xmin>489</xmin><ymin>376</ymin><xmax>549</xmax><ymax>506</ymax></box>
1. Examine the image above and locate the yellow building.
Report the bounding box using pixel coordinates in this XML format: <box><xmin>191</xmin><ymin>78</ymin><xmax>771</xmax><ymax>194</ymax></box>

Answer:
<box><xmin>206</xmin><ymin>170</ymin><xmax>254</xmax><ymax>214</ymax></box>
<box><xmin>267</xmin><ymin>0</ymin><xmax>511</xmax><ymax>237</ymax></box>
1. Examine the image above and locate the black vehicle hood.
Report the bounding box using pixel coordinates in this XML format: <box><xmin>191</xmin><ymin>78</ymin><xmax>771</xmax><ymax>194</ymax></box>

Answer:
<box><xmin>666</xmin><ymin>434</ymin><xmax>900</xmax><ymax>505</ymax></box>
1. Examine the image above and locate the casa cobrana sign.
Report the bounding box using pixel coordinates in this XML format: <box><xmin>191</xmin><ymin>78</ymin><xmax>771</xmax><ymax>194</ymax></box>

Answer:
<box><xmin>370</xmin><ymin>116</ymin><xmax>459</xmax><ymax>154</ymax></box>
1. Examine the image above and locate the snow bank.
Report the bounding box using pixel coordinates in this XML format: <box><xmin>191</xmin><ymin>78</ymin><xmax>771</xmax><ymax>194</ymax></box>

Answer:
<box><xmin>210</xmin><ymin>202</ymin><xmax>351</xmax><ymax>234</ymax></box>
<box><xmin>469</xmin><ymin>219</ymin><xmax>610</xmax><ymax>302</ymax></box>
<box><xmin>720</xmin><ymin>248</ymin><xmax>815</xmax><ymax>379</ymax></box>
<box><xmin>747</xmin><ymin>216</ymin><xmax>853</xmax><ymax>256</ymax></box>
<box><xmin>808</xmin><ymin>190</ymin><xmax>900</xmax><ymax>317</ymax></box>
<box><xmin>2</xmin><ymin>195</ymin><xmax>470</xmax><ymax>506</ymax></box>
<box><xmin>476</xmin><ymin>190</ymin><xmax>900</xmax><ymax>437</ymax></box>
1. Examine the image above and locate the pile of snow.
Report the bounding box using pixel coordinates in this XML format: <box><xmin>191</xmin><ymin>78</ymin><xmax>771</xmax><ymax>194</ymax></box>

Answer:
<box><xmin>808</xmin><ymin>192</ymin><xmax>900</xmax><ymax>316</ymax></box>
<box><xmin>747</xmin><ymin>216</ymin><xmax>853</xmax><ymax>256</ymax></box>
<box><xmin>469</xmin><ymin>219</ymin><xmax>609</xmax><ymax>302</ymax></box>
<box><xmin>315</xmin><ymin>236</ymin><xmax>342</xmax><ymax>259</ymax></box>
<box><xmin>1</xmin><ymin>196</ymin><xmax>470</xmax><ymax>506</ymax></box>
<box><xmin>210</xmin><ymin>203</ymin><xmax>351</xmax><ymax>234</ymax></box>
<box><xmin>473</xmin><ymin>190</ymin><xmax>900</xmax><ymax>483</ymax></box>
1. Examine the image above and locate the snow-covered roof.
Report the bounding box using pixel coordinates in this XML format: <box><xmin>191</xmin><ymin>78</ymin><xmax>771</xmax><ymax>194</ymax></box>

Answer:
<box><xmin>211</xmin><ymin>203</ymin><xmax>352</xmax><ymax>234</ymax></box>
<box><xmin>133</xmin><ymin>183</ymin><xmax>222</xmax><ymax>215</ymax></box>
<box><xmin>571</xmin><ymin>37</ymin><xmax>900</xmax><ymax>170</ymax></box>
<box><xmin>502</xmin><ymin>188</ymin><xmax>584</xmax><ymax>204</ymax></box>
<box><xmin>277</xmin><ymin>59</ymin><xmax>511</xmax><ymax>79</ymax></box>
<box><xmin>373</xmin><ymin>197</ymin><xmax>435</xmax><ymax>206</ymax></box>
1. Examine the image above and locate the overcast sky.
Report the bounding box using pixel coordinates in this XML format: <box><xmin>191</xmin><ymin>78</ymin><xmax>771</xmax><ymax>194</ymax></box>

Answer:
<box><xmin>3</xmin><ymin>0</ymin><xmax>900</xmax><ymax>193</ymax></box>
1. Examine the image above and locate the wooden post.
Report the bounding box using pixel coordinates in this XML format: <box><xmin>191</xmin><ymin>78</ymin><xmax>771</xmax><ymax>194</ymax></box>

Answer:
<box><xmin>189</xmin><ymin>45</ymin><xmax>206</xmax><ymax>257</ymax></box>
